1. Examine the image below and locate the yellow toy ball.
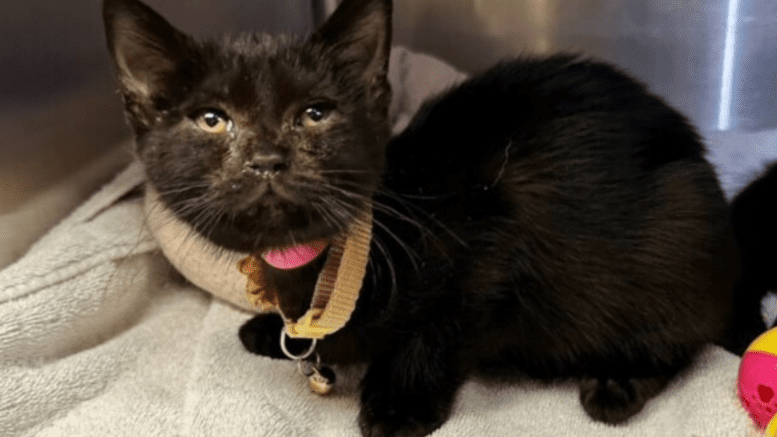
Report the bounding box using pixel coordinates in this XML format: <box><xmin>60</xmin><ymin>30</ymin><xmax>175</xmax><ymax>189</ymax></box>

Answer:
<box><xmin>738</xmin><ymin>328</ymin><xmax>777</xmax><ymax>433</ymax></box>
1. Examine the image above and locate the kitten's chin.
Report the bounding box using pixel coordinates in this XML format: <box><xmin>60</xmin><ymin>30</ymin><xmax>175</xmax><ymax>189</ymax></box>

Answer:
<box><xmin>147</xmin><ymin>184</ymin><xmax>351</xmax><ymax>253</ymax></box>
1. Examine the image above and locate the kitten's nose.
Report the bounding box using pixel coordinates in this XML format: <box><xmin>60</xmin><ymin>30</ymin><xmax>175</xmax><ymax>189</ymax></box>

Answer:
<box><xmin>246</xmin><ymin>152</ymin><xmax>288</xmax><ymax>177</ymax></box>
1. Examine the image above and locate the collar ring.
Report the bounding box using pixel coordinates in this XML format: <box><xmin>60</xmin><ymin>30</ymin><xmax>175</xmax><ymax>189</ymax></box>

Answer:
<box><xmin>280</xmin><ymin>328</ymin><xmax>317</xmax><ymax>361</ymax></box>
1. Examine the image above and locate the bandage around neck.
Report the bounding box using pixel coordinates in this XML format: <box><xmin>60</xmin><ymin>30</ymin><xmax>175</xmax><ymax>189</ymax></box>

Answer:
<box><xmin>144</xmin><ymin>185</ymin><xmax>372</xmax><ymax>339</ymax></box>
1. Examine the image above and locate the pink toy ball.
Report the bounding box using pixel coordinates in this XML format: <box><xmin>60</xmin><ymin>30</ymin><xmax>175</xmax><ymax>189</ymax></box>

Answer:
<box><xmin>738</xmin><ymin>328</ymin><xmax>777</xmax><ymax>434</ymax></box>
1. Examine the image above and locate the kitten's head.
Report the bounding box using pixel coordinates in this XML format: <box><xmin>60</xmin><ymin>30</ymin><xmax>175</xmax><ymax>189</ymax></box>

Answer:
<box><xmin>103</xmin><ymin>0</ymin><xmax>392</xmax><ymax>252</ymax></box>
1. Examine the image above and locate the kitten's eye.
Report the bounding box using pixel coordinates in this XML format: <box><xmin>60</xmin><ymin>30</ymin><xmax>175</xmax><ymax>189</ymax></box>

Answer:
<box><xmin>299</xmin><ymin>105</ymin><xmax>331</xmax><ymax>128</ymax></box>
<box><xmin>195</xmin><ymin>110</ymin><xmax>231</xmax><ymax>134</ymax></box>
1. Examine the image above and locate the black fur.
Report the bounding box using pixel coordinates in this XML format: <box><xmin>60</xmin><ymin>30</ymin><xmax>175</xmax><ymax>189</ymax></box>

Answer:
<box><xmin>727</xmin><ymin>163</ymin><xmax>777</xmax><ymax>351</ymax></box>
<box><xmin>103</xmin><ymin>0</ymin><xmax>741</xmax><ymax>436</ymax></box>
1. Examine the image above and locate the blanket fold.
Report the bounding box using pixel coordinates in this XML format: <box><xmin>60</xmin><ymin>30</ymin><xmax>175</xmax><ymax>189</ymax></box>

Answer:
<box><xmin>0</xmin><ymin>46</ymin><xmax>756</xmax><ymax>437</ymax></box>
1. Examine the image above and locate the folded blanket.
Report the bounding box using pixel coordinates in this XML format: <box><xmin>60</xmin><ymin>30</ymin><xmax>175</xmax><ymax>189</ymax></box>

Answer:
<box><xmin>0</xmin><ymin>47</ymin><xmax>757</xmax><ymax>437</ymax></box>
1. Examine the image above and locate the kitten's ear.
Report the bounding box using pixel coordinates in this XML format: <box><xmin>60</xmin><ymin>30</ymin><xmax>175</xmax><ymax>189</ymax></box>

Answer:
<box><xmin>311</xmin><ymin>0</ymin><xmax>392</xmax><ymax>108</ymax></box>
<box><xmin>103</xmin><ymin>0</ymin><xmax>195</xmax><ymax>128</ymax></box>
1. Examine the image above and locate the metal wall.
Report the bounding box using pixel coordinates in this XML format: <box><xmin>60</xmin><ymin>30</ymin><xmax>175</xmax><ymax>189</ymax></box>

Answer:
<box><xmin>389</xmin><ymin>0</ymin><xmax>777</xmax><ymax>134</ymax></box>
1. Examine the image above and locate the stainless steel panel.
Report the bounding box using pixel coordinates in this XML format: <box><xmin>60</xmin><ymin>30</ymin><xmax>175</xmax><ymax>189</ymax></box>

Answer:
<box><xmin>391</xmin><ymin>0</ymin><xmax>777</xmax><ymax>133</ymax></box>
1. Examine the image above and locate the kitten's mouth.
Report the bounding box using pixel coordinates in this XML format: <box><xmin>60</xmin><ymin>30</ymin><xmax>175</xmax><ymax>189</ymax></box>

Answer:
<box><xmin>260</xmin><ymin>239</ymin><xmax>329</xmax><ymax>269</ymax></box>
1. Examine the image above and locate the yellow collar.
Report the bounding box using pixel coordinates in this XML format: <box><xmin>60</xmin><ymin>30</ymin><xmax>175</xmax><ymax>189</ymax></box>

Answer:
<box><xmin>238</xmin><ymin>205</ymin><xmax>373</xmax><ymax>340</ymax></box>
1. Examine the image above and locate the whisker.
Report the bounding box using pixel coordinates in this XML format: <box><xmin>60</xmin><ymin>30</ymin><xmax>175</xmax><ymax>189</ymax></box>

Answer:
<box><xmin>298</xmin><ymin>178</ymin><xmax>448</xmax><ymax>273</ymax></box>
<box><xmin>154</xmin><ymin>183</ymin><xmax>211</xmax><ymax>196</ymax></box>
<box><xmin>201</xmin><ymin>206</ymin><xmax>226</xmax><ymax>242</ymax></box>
<box><xmin>321</xmin><ymin>192</ymin><xmax>423</xmax><ymax>273</ymax></box>
<box><xmin>375</xmin><ymin>188</ymin><xmax>469</xmax><ymax>249</ymax></box>
<box><xmin>369</xmin><ymin>200</ymin><xmax>461</xmax><ymax>263</ymax></box>
<box><xmin>318</xmin><ymin>169</ymin><xmax>372</xmax><ymax>175</ymax></box>
<box><xmin>314</xmin><ymin>178</ymin><xmax>457</xmax><ymax>246</ymax></box>
<box><xmin>371</xmin><ymin>234</ymin><xmax>398</xmax><ymax>297</ymax></box>
<box><xmin>371</xmin><ymin>217</ymin><xmax>422</xmax><ymax>273</ymax></box>
<box><xmin>287</xmin><ymin>230</ymin><xmax>298</xmax><ymax>247</ymax></box>
<box><xmin>165</xmin><ymin>192</ymin><xmax>211</xmax><ymax>215</ymax></box>
<box><xmin>317</xmin><ymin>195</ymin><xmax>357</xmax><ymax>231</ymax></box>
<box><xmin>310</xmin><ymin>201</ymin><xmax>337</xmax><ymax>231</ymax></box>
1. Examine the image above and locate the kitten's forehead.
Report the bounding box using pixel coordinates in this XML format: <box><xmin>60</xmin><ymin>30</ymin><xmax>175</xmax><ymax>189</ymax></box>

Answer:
<box><xmin>192</xmin><ymin>33</ymin><xmax>340</xmax><ymax>116</ymax></box>
<box><xmin>218</xmin><ymin>33</ymin><xmax>303</xmax><ymax>69</ymax></box>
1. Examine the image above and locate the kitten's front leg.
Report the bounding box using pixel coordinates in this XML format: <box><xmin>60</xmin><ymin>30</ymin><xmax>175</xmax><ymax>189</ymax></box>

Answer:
<box><xmin>358</xmin><ymin>326</ymin><xmax>465</xmax><ymax>437</ymax></box>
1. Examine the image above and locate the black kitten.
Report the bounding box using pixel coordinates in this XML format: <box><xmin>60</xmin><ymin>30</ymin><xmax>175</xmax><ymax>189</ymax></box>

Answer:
<box><xmin>103</xmin><ymin>0</ymin><xmax>740</xmax><ymax>436</ymax></box>
<box><xmin>728</xmin><ymin>163</ymin><xmax>777</xmax><ymax>348</ymax></box>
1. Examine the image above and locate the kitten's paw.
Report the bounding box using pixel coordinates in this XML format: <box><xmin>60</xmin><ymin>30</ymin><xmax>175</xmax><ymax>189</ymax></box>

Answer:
<box><xmin>357</xmin><ymin>379</ymin><xmax>452</xmax><ymax>437</ymax></box>
<box><xmin>578</xmin><ymin>376</ymin><xmax>668</xmax><ymax>424</ymax></box>
<box><xmin>238</xmin><ymin>314</ymin><xmax>312</xmax><ymax>359</ymax></box>
<box><xmin>357</xmin><ymin>398</ymin><xmax>445</xmax><ymax>437</ymax></box>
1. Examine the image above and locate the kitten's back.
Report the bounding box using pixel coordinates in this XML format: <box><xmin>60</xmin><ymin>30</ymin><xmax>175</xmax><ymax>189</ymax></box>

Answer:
<box><xmin>382</xmin><ymin>55</ymin><xmax>739</xmax><ymax>373</ymax></box>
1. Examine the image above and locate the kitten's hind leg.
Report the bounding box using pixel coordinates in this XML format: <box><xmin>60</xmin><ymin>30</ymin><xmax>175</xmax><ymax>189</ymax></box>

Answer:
<box><xmin>578</xmin><ymin>374</ymin><xmax>671</xmax><ymax>424</ymax></box>
<box><xmin>238</xmin><ymin>313</ymin><xmax>313</xmax><ymax>359</ymax></box>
